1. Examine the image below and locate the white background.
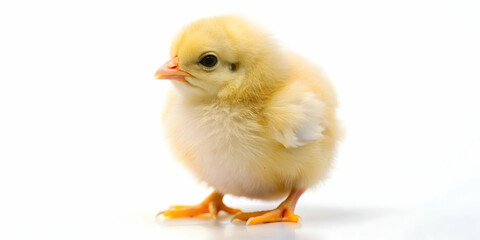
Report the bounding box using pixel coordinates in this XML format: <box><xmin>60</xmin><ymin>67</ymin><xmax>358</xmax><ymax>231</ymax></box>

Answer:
<box><xmin>1</xmin><ymin>0</ymin><xmax>479</xmax><ymax>239</ymax></box>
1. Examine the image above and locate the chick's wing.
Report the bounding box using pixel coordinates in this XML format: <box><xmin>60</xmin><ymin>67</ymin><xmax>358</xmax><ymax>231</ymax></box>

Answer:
<box><xmin>266</xmin><ymin>92</ymin><xmax>326</xmax><ymax>148</ymax></box>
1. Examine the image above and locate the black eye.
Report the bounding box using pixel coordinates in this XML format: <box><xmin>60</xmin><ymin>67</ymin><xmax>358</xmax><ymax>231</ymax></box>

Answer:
<box><xmin>199</xmin><ymin>54</ymin><xmax>217</xmax><ymax>68</ymax></box>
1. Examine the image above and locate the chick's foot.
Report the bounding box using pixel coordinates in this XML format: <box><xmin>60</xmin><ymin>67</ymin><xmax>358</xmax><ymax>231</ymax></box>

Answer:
<box><xmin>232</xmin><ymin>189</ymin><xmax>305</xmax><ymax>225</ymax></box>
<box><xmin>157</xmin><ymin>192</ymin><xmax>241</xmax><ymax>218</ymax></box>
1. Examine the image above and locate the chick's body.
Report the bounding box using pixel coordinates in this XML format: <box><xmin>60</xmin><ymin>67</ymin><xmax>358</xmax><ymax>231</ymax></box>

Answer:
<box><xmin>156</xmin><ymin>15</ymin><xmax>339</xmax><ymax>224</ymax></box>
<box><xmin>163</xmin><ymin>54</ymin><xmax>338</xmax><ymax>200</ymax></box>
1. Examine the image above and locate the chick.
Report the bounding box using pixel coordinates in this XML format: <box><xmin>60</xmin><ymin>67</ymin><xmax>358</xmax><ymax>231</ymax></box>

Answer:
<box><xmin>155</xmin><ymin>15</ymin><xmax>339</xmax><ymax>224</ymax></box>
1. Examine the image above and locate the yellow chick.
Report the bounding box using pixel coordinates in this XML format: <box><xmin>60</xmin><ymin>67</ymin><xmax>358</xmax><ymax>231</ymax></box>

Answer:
<box><xmin>155</xmin><ymin>15</ymin><xmax>339</xmax><ymax>225</ymax></box>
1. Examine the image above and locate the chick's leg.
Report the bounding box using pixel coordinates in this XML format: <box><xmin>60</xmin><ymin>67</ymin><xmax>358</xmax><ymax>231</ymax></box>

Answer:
<box><xmin>157</xmin><ymin>192</ymin><xmax>241</xmax><ymax>218</ymax></box>
<box><xmin>232</xmin><ymin>189</ymin><xmax>305</xmax><ymax>225</ymax></box>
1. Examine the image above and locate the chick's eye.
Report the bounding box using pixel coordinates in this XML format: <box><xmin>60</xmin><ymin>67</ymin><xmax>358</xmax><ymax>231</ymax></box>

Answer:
<box><xmin>199</xmin><ymin>55</ymin><xmax>217</xmax><ymax>68</ymax></box>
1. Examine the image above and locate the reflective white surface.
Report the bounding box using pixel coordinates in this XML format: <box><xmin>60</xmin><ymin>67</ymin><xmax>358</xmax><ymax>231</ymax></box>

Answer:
<box><xmin>98</xmin><ymin>187</ymin><xmax>480</xmax><ymax>240</ymax></box>
<box><xmin>8</xmin><ymin>198</ymin><xmax>479</xmax><ymax>240</ymax></box>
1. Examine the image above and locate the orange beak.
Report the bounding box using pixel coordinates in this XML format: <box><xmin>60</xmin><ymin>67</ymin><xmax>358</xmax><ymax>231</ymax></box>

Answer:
<box><xmin>154</xmin><ymin>56</ymin><xmax>191</xmax><ymax>82</ymax></box>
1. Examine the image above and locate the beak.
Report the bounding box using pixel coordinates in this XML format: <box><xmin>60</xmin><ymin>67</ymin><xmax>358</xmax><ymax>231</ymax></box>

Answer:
<box><xmin>154</xmin><ymin>56</ymin><xmax>192</xmax><ymax>82</ymax></box>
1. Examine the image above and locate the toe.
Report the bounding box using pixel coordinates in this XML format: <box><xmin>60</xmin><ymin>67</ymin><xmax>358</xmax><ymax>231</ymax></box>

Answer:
<box><xmin>283</xmin><ymin>214</ymin><xmax>300</xmax><ymax>222</ymax></box>
<box><xmin>246</xmin><ymin>209</ymin><xmax>282</xmax><ymax>225</ymax></box>
<box><xmin>231</xmin><ymin>210</ymin><xmax>269</xmax><ymax>222</ymax></box>
<box><xmin>244</xmin><ymin>209</ymin><xmax>300</xmax><ymax>225</ymax></box>
<box><xmin>160</xmin><ymin>205</ymin><xmax>209</xmax><ymax>218</ymax></box>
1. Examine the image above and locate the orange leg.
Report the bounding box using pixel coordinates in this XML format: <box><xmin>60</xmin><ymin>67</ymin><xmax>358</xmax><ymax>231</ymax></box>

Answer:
<box><xmin>157</xmin><ymin>192</ymin><xmax>241</xmax><ymax>218</ymax></box>
<box><xmin>232</xmin><ymin>189</ymin><xmax>305</xmax><ymax>225</ymax></box>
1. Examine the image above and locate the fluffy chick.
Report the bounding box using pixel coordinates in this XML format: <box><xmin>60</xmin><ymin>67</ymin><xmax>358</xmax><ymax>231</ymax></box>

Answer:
<box><xmin>155</xmin><ymin>15</ymin><xmax>339</xmax><ymax>224</ymax></box>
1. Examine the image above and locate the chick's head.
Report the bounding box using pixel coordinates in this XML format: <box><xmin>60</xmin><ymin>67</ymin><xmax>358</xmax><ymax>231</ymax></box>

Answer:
<box><xmin>155</xmin><ymin>15</ymin><xmax>286</xmax><ymax>102</ymax></box>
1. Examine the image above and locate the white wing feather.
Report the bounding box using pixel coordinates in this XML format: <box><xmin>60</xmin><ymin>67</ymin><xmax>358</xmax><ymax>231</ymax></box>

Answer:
<box><xmin>273</xmin><ymin>93</ymin><xmax>326</xmax><ymax>148</ymax></box>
